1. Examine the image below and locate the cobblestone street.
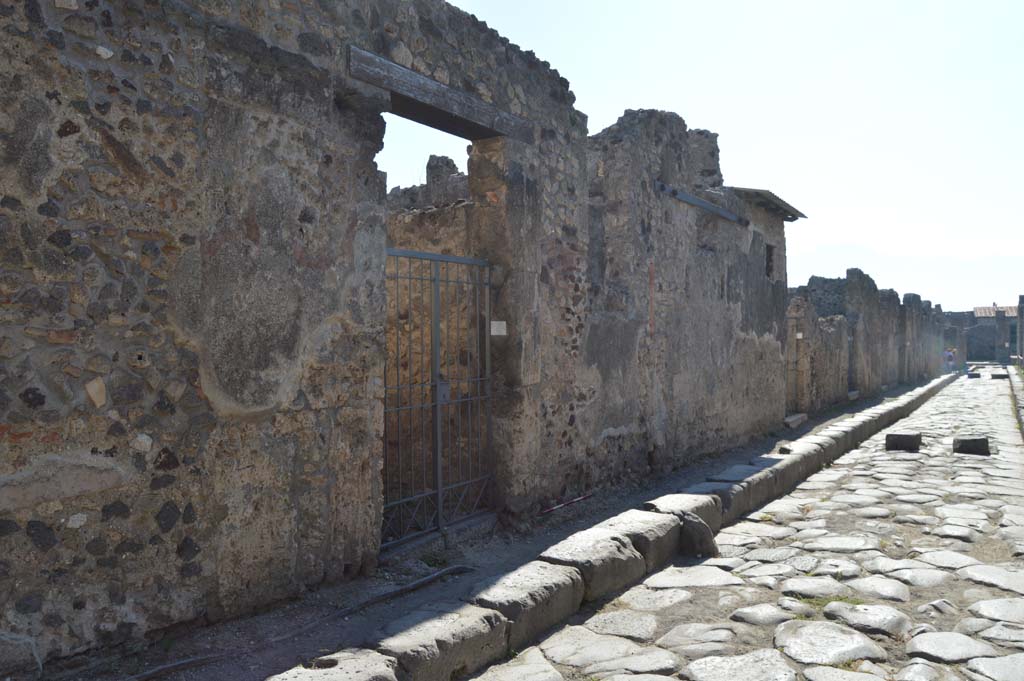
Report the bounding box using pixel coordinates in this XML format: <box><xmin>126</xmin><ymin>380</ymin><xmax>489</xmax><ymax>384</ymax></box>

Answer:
<box><xmin>473</xmin><ymin>370</ymin><xmax>1024</xmax><ymax>681</ymax></box>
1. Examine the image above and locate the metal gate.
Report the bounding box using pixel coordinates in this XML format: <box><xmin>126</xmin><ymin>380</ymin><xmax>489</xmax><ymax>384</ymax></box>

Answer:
<box><xmin>382</xmin><ymin>248</ymin><xmax>493</xmax><ymax>547</ymax></box>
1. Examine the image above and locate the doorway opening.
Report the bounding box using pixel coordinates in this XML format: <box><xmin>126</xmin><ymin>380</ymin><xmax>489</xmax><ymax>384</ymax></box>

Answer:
<box><xmin>376</xmin><ymin>116</ymin><xmax>492</xmax><ymax>549</ymax></box>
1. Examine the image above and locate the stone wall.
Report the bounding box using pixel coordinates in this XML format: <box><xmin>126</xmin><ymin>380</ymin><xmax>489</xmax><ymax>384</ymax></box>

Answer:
<box><xmin>0</xmin><ymin>0</ymin><xmax>945</xmax><ymax>672</ymax></box>
<box><xmin>575</xmin><ymin>110</ymin><xmax>788</xmax><ymax>490</ymax></box>
<box><xmin>786</xmin><ymin>271</ymin><xmax>946</xmax><ymax>416</ymax></box>
<box><xmin>785</xmin><ymin>296</ymin><xmax>848</xmax><ymax>415</ymax></box>
<box><xmin>0</xmin><ymin>0</ymin><xmax>586</xmax><ymax>670</ymax></box>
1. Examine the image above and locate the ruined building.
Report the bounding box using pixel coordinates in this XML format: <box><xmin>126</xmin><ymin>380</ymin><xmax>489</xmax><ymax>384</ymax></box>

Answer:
<box><xmin>0</xmin><ymin>0</ymin><xmax>949</xmax><ymax>671</ymax></box>
<box><xmin>945</xmin><ymin>304</ymin><xmax>1020</xmax><ymax>364</ymax></box>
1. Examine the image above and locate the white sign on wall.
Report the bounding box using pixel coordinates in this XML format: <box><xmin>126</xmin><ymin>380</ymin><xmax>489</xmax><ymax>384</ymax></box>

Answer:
<box><xmin>491</xmin><ymin>321</ymin><xmax>508</xmax><ymax>336</ymax></box>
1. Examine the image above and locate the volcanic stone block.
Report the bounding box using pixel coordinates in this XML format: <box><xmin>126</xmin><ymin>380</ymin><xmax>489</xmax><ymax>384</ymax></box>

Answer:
<box><xmin>967</xmin><ymin>372</ymin><xmax>981</xmax><ymax>378</ymax></box>
<box><xmin>784</xmin><ymin>413</ymin><xmax>808</xmax><ymax>429</ymax></box>
<box><xmin>469</xmin><ymin>561</ymin><xmax>584</xmax><ymax>651</ymax></box>
<box><xmin>643</xmin><ymin>494</ymin><xmax>722</xmax><ymax>531</ymax></box>
<box><xmin>885</xmin><ymin>432</ymin><xmax>922</xmax><ymax>452</ymax></box>
<box><xmin>953</xmin><ymin>435</ymin><xmax>991</xmax><ymax>456</ymax></box>
<box><xmin>992</xmin><ymin>372</ymin><xmax>1009</xmax><ymax>379</ymax></box>
<box><xmin>268</xmin><ymin>649</ymin><xmax>398</xmax><ymax>680</ymax></box>
<box><xmin>595</xmin><ymin>509</ymin><xmax>681</xmax><ymax>573</ymax></box>
<box><xmin>539</xmin><ymin>528</ymin><xmax>646</xmax><ymax>601</ymax></box>
<box><xmin>375</xmin><ymin>602</ymin><xmax>508</xmax><ymax>681</ymax></box>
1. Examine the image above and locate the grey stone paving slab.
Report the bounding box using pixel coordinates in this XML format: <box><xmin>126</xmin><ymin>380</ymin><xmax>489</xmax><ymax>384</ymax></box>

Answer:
<box><xmin>644</xmin><ymin>565</ymin><xmax>743</xmax><ymax>589</ymax></box>
<box><xmin>968</xmin><ymin>597</ymin><xmax>1024</xmax><ymax>624</ymax></box>
<box><xmin>686</xmin><ymin>648</ymin><xmax>797</xmax><ymax>681</ymax></box>
<box><xmin>584</xmin><ymin>609</ymin><xmax>658</xmax><ymax>642</ymax></box>
<box><xmin>977</xmin><ymin>621</ymin><xmax>1024</xmax><ymax>647</ymax></box>
<box><xmin>730</xmin><ymin>603</ymin><xmax>795</xmax><ymax>625</ymax></box>
<box><xmin>797</xmin><ymin>536</ymin><xmax>882</xmax><ymax>553</ymax></box>
<box><xmin>905</xmin><ymin>631</ymin><xmax>1000</xmax><ymax>662</ymax></box>
<box><xmin>823</xmin><ymin>601</ymin><xmax>913</xmax><ymax>638</ymax></box>
<box><xmin>615</xmin><ymin>584</ymin><xmax>692</xmax><ymax>611</ymax></box>
<box><xmin>966</xmin><ymin>651</ymin><xmax>1024</xmax><ymax>681</ymax></box>
<box><xmin>915</xmin><ymin>550</ymin><xmax>981</xmax><ymax>569</ymax></box>
<box><xmin>581</xmin><ymin>646</ymin><xmax>680</xmax><ymax>677</ymax></box>
<box><xmin>810</xmin><ymin>558</ymin><xmax>862</xmax><ymax>579</ymax></box>
<box><xmin>268</xmin><ymin>649</ymin><xmax>398</xmax><ymax>681</ymax></box>
<box><xmin>804</xmin><ymin>667</ymin><xmax>883</xmax><ymax>681</ymax></box>
<box><xmin>774</xmin><ymin>620</ymin><xmax>887</xmax><ymax>665</ymax></box>
<box><xmin>469</xmin><ymin>647</ymin><xmax>562</xmax><ymax>681</ymax></box>
<box><xmin>780</xmin><ymin>576</ymin><xmax>852</xmax><ymax>599</ymax></box>
<box><xmin>846</xmin><ymin>575</ymin><xmax>911</xmax><ymax>602</ymax></box>
<box><xmin>958</xmin><ymin>564</ymin><xmax>1024</xmax><ymax>595</ymax></box>
<box><xmin>538</xmin><ymin>626</ymin><xmax>637</xmax><ymax>667</ymax></box>
<box><xmin>889</xmin><ymin>568</ymin><xmax>952</xmax><ymax>587</ymax></box>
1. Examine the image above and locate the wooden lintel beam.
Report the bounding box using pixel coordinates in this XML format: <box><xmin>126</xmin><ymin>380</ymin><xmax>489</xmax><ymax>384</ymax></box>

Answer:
<box><xmin>348</xmin><ymin>46</ymin><xmax>535</xmax><ymax>144</ymax></box>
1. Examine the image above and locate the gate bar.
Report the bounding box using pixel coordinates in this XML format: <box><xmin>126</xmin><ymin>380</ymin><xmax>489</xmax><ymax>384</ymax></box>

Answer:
<box><xmin>430</xmin><ymin>260</ymin><xmax>444</xmax><ymax>531</ymax></box>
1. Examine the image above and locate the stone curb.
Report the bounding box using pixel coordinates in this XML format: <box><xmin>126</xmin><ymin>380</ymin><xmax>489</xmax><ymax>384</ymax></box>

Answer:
<box><xmin>1008</xmin><ymin>366</ymin><xmax>1024</xmax><ymax>434</ymax></box>
<box><xmin>272</xmin><ymin>373</ymin><xmax>958</xmax><ymax>681</ymax></box>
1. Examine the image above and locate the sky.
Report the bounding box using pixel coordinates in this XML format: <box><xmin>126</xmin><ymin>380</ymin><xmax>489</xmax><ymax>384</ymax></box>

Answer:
<box><xmin>375</xmin><ymin>0</ymin><xmax>1023</xmax><ymax>311</ymax></box>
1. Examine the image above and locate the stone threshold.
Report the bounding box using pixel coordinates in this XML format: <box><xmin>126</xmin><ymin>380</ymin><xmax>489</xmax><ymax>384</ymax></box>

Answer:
<box><xmin>270</xmin><ymin>373</ymin><xmax>959</xmax><ymax>681</ymax></box>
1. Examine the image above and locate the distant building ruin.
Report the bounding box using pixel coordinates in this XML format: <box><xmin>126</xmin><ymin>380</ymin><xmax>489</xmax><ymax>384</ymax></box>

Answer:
<box><xmin>0</xmin><ymin>0</ymin><xmax>960</xmax><ymax>672</ymax></box>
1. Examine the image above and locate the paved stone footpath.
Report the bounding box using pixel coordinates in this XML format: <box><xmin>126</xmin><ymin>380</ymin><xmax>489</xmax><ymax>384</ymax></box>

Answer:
<box><xmin>472</xmin><ymin>370</ymin><xmax>1024</xmax><ymax>681</ymax></box>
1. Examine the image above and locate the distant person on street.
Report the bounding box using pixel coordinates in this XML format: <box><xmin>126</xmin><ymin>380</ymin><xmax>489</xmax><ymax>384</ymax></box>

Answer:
<box><xmin>944</xmin><ymin>348</ymin><xmax>954</xmax><ymax>372</ymax></box>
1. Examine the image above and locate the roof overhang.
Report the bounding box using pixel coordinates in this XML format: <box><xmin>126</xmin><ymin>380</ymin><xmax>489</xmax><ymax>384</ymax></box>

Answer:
<box><xmin>728</xmin><ymin>187</ymin><xmax>806</xmax><ymax>222</ymax></box>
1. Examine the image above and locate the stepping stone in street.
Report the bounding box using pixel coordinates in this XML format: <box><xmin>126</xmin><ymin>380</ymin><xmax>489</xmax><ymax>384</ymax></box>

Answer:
<box><xmin>730</xmin><ymin>603</ymin><xmax>795</xmax><ymax>626</ymax></box>
<box><xmin>823</xmin><ymin>601</ymin><xmax>913</xmax><ymax>638</ymax></box>
<box><xmin>686</xmin><ymin>648</ymin><xmax>797</xmax><ymax>681</ymax></box>
<box><xmin>953</xmin><ymin>435</ymin><xmax>991</xmax><ymax>456</ymax></box>
<box><xmin>774</xmin><ymin>620</ymin><xmax>887</xmax><ymax>665</ymax></box>
<box><xmin>644</xmin><ymin>565</ymin><xmax>743</xmax><ymax>589</ymax></box>
<box><xmin>886</xmin><ymin>432</ymin><xmax>923</xmax><ymax>452</ymax></box>
<box><xmin>968</xmin><ymin>597</ymin><xmax>1024</xmax><ymax>624</ymax></box>
<box><xmin>781</xmin><ymin>576</ymin><xmax>852</xmax><ymax>599</ymax></box>
<box><xmin>967</xmin><ymin>651</ymin><xmax>1024</xmax><ymax>681</ymax></box>
<box><xmin>846</xmin><ymin>575</ymin><xmax>911</xmax><ymax>602</ymax></box>
<box><xmin>905</xmin><ymin>631</ymin><xmax>999</xmax><ymax>662</ymax></box>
